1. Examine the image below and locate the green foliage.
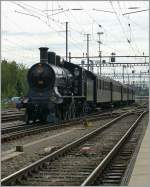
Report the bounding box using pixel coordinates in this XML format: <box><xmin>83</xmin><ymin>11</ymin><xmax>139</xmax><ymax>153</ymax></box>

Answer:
<box><xmin>1</xmin><ymin>60</ymin><xmax>29</xmax><ymax>99</ymax></box>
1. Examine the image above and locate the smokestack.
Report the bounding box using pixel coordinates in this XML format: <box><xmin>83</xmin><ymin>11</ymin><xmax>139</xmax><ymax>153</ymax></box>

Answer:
<box><xmin>48</xmin><ymin>52</ymin><xmax>56</xmax><ymax>65</ymax></box>
<box><xmin>39</xmin><ymin>47</ymin><xmax>49</xmax><ymax>63</ymax></box>
<box><xmin>56</xmin><ymin>55</ymin><xmax>61</xmax><ymax>66</ymax></box>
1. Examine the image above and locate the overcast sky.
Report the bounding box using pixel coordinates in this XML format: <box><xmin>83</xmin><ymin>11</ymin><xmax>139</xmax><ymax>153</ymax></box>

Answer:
<box><xmin>2</xmin><ymin>0</ymin><xmax>149</xmax><ymax>73</ymax></box>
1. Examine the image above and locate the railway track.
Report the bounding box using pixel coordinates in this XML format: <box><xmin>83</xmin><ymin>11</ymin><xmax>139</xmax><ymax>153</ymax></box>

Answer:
<box><xmin>1</xmin><ymin>104</ymin><xmax>143</xmax><ymax>125</ymax></box>
<box><xmin>1</xmin><ymin>110</ymin><xmax>147</xmax><ymax>186</ymax></box>
<box><xmin>2</xmin><ymin>114</ymin><xmax>24</xmax><ymax>123</ymax></box>
<box><xmin>82</xmin><ymin>111</ymin><xmax>147</xmax><ymax>186</ymax></box>
<box><xmin>1</xmin><ymin>105</ymin><xmax>144</xmax><ymax>143</ymax></box>
<box><xmin>1</xmin><ymin>109</ymin><xmax>25</xmax><ymax>123</ymax></box>
<box><xmin>1</xmin><ymin>111</ymin><xmax>120</xmax><ymax>143</ymax></box>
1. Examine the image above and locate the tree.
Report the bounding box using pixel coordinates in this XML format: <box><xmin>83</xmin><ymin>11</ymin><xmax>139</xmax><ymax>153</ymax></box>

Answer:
<box><xmin>15</xmin><ymin>80</ymin><xmax>23</xmax><ymax>96</ymax></box>
<box><xmin>1</xmin><ymin>60</ymin><xmax>28</xmax><ymax>98</ymax></box>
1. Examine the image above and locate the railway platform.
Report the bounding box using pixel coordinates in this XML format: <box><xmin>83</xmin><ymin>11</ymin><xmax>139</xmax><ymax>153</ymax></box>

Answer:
<box><xmin>129</xmin><ymin>125</ymin><xmax>150</xmax><ymax>186</ymax></box>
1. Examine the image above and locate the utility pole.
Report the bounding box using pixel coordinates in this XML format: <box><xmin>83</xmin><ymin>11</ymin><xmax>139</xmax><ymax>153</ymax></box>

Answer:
<box><xmin>132</xmin><ymin>70</ymin><xmax>135</xmax><ymax>85</ymax></box>
<box><xmin>69</xmin><ymin>52</ymin><xmax>71</xmax><ymax>63</ymax></box>
<box><xmin>140</xmin><ymin>71</ymin><xmax>142</xmax><ymax>93</ymax></box>
<box><xmin>66</xmin><ymin>22</ymin><xmax>68</xmax><ymax>61</ymax></box>
<box><xmin>128</xmin><ymin>73</ymin><xmax>130</xmax><ymax>84</ymax></box>
<box><xmin>122</xmin><ymin>65</ymin><xmax>126</xmax><ymax>83</ymax></box>
<box><xmin>97</xmin><ymin>32</ymin><xmax>104</xmax><ymax>76</ymax></box>
<box><xmin>85</xmin><ymin>34</ymin><xmax>90</xmax><ymax>71</ymax></box>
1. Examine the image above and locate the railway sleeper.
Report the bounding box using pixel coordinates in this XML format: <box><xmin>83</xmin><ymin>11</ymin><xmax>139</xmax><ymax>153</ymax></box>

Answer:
<box><xmin>39</xmin><ymin>171</ymin><xmax>91</xmax><ymax>175</ymax></box>
<box><xmin>102</xmin><ymin>179</ymin><xmax>120</xmax><ymax>186</ymax></box>
<box><xmin>103</xmin><ymin>176</ymin><xmax>122</xmax><ymax>180</ymax></box>
<box><xmin>47</xmin><ymin>168</ymin><xmax>93</xmax><ymax>172</ymax></box>
<box><xmin>104</xmin><ymin>172</ymin><xmax>123</xmax><ymax>176</ymax></box>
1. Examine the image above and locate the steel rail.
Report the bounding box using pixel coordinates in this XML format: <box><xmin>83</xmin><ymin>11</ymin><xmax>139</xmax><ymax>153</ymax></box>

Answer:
<box><xmin>1</xmin><ymin>110</ymin><xmax>110</xmax><ymax>134</ymax></box>
<box><xmin>1</xmin><ymin>111</ymin><xmax>121</xmax><ymax>143</ymax></box>
<box><xmin>1</xmin><ymin>121</ymin><xmax>79</xmax><ymax>142</ymax></box>
<box><xmin>81</xmin><ymin>110</ymin><xmax>147</xmax><ymax>186</ymax></box>
<box><xmin>1</xmin><ymin>108</ymin><xmax>135</xmax><ymax>135</ymax></box>
<box><xmin>1</xmin><ymin>112</ymin><xmax>130</xmax><ymax>186</ymax></box>
<box><xmin>2</xmin><ymin>124</ymin><xmax>29</xmax><ymax>134</ymax></box>
<box><xmin>2</xmin><ymin>114</ymin><xmax>24</xmax><ymax>123</ymax></box>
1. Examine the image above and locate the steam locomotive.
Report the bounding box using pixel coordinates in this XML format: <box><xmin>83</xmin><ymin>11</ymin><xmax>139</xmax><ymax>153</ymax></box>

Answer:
<box><xmin>25</xmin><ymin>47</ymin><xmax>135</xmax><ymax>124</ymax></box>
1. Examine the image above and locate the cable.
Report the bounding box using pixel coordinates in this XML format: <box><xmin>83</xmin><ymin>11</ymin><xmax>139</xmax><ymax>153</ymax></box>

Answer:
<box><xmin>123</xmin><ymin>15</ymin><xmax>149</xmax><ymax>33</ymax></box>
<box><xmin>122</xmin><ymin>9</ymin><xmax>149</xmax><ymax>15</ymax></box>
<box><xmin>57</xmin><ymin>1</ymin><xmax>86</xmax><ymax>34</ymax></box>
<box><xmin>109</xmin><ymin>1</ymin><xmax>137</xmax><ymax>56</ymax></box>
<box><xmin>117</xmin><ymin>2</ymin><xmax>144</xmax><ymax>55</ymax></box>
<box><xmin>58</xmin><ymin>1</ymin><xmax>97</xmax><ymax>55</ymax></box>
<box><xmin>11</xmin><ymin>1</ymin><xmax>120</xmax><ymax>55</ymax></box>
<box><xmin>24</xmin><ymin>2</ymin><xmax>84</xmax><ymax>53</ymax></box>
<box><xmin>51</xmin><ymin>1</ymin><xmax>85</xmax><ymax>53</ymax></box>
<box><xmin>4</xmin><ymin>38</ymin><xmax>35</xmax><ymax>51</ymax></box>
<box><xmin>78</xmin><ymin>2</ymin><xmax>125</xmax><ymax>54</ymax></box>
<box><xmin>11</xmin><ymin>2</ymin><xmax>84</xmax><ymax>53</ymax></box>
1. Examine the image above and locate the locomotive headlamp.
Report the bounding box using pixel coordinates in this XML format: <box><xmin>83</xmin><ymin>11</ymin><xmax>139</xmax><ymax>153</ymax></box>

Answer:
<box><xmin>37</xmin><ymin>65</ymin><xmax>44</xmax><ymax>73</ymax></box>
<box><xmin>38</xmin><ymin>80</ymin><xmax>44</xmax><ymax>84</ymax></box>
<box><xmin>74</xmin><ymin>68</ymin><xmax>80</xmax><ymax>76</ymax></box>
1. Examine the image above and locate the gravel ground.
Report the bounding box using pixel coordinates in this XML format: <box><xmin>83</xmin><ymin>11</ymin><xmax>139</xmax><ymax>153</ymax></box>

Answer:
<box><xmin>2</xmin><ymin>108</ymin><xmax>148</xmax><ymax>179</ymax></box>
<box><xmin>1</xmin><ymin>115</ymin><xmax>116</xmax><ymax>152</ymax></box>
<box><xmin>1</xmin><ymin>120</ymin><xmax>24</xmax><ymax>128</ymax></box>
<box><xmin>12</xmin><ymin>113</ymin><xmax>149</xmax><ymax>186</ymax></box>
<box><xmin>2</xmin><ymin>116</ymin><xmax>116</xmax><ymax>178</ymax></box>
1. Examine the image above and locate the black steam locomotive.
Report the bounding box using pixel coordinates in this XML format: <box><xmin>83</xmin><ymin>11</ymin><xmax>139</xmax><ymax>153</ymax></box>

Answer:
<box><xmin>25</xmin><ymin>47</ymin><xmax>135</xmax><ymax>124</ymax></box>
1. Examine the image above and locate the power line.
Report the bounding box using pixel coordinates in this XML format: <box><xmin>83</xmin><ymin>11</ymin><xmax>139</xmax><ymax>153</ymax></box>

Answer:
<box><xmin>56</xmin><ymin>1</ymin><xmax>86</xmax><ymax>53</ymax></box>
<box><xmin>109</xmin><ymin>0</ymin><xmax>137</xmax><ymax>56</ymax></box>
<box><xmin>123</xmin><ymin>15</ymin><xmax>149</xmax><ymax>33</ymax></box>
<box><xmin>10</xmin><ymin>1</ymin><xmax>126</xmax><ymax>55</ymax></box>
<box><xmin>3</xmin><ymin>39</ymin><xmax>38</xmax><ymax>55</ymax></box>
<box><xmin>78</xmin><ymin>2</ymin><xmax>124</xmax><ymax>54</ymax></box>
<box><xmin>123</xmin><ymin>9</ymin><xmax>149</xmax><ymax>15</ymax></box>
<box><xmin>57</xmin><ymin>1</ymin><xmax>86</xmax><ymax>34</ymax></box>
<box><xmin>12</xmin><ymin>3</ymin><xmax>84</xmax><ymax>53</ymax></box>
<box><xmin>117</xmin><ymin>2</ymin><xmax>143</xmax><ymax>55</ymax></box>
<box><xmin>93</xmin><ymin>8</ymin><xmax>115</xmax><ymax>14</ymax></box>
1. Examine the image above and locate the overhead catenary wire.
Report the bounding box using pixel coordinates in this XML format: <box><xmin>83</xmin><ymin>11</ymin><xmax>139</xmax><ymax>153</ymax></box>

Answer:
<box><xmin>3</xmin><ymin>38</ymin><xmax>36</xmax><ymax>52</ymax></box>
<box><xmin>57</xmin><ymin>1</ymin><xmax>87</xmax><ymax>34</ymax></box>
<box><xmin>57</xmin><ymin>1</ymin><xmax>99</xmax><ymax>55</ymax></box>
<box><xmin>11</xmin><ymin>2</ymin><xmax>84</xmax><ymax>54</ymax></box>
<box><xmin>122</xmin><ymin>9</ymin><xmax>149</xmax><ymax>15</ymax></box>
<box><xmin>123</xmin><ymin>14</ymin><xmax>149</xmax><ymax>33</ymax></box>
<box><xmin>25</xmin><ymin>2</ymin><xmax>84</xmax><ymax>53</ymax></box>
<box><xmin>109</xmin><ymin>0</ymin><xmax>137</xmax><ymax>56</ymax></box>
<box><xmin>78</xmin><ymin>2</ymin><xmax>124</xmax><ymax>54</ymax></box>
<box><xmin>56</xmin><ymin>1</ymin><xmax>86</xmax><ymax>53</ymax></box>
<box><xmin>2</xmin><ymin>16</ymin><xmax>65</xmax><ymax>54</ymax></box>
<box><xmin>117</xmin><ymin>1</ymin><xmax>142</xmax><ymax>55</ymax></box>
<box><xmin>4</xmin><ymin>1</ymin><xmax>148</xmax><ymax>62</ymax></box>
<box><xmin>7</xmin><ymin>1</ymin><xmax>134</xmax><ymax>56</ymax></box>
